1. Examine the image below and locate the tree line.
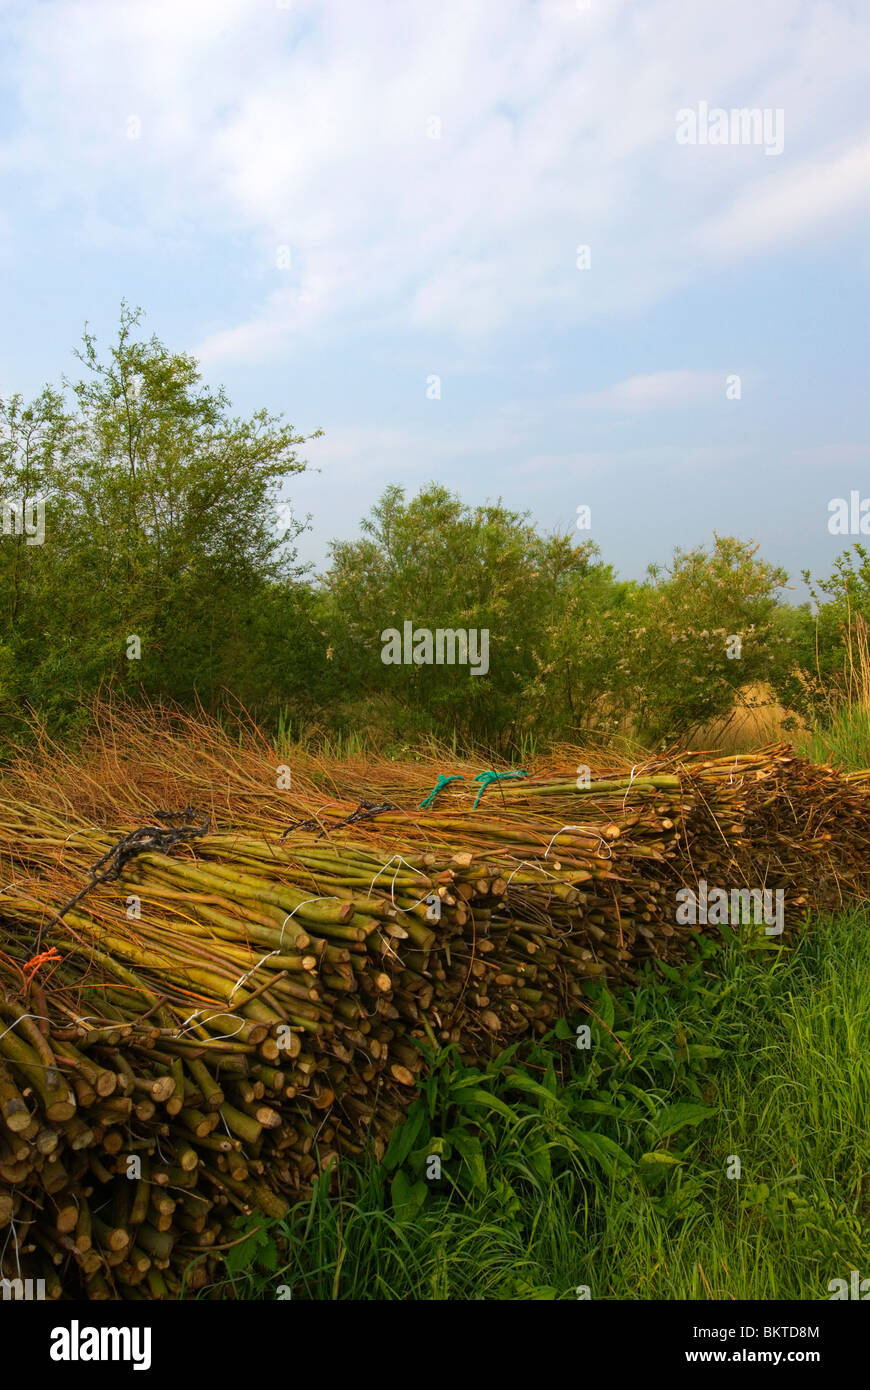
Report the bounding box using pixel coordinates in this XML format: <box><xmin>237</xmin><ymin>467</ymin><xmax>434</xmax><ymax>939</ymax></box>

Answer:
<box><xmin>0</xmin><ymin>307</ymin><xmax>864</xmax><ymax>755</ymax></box>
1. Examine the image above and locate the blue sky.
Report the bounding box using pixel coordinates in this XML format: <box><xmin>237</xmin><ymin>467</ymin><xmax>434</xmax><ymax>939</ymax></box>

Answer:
<box><xmin>1</xmin><ymin>0</ymin><xmax>868</xmax><ymax>597</ymax></box>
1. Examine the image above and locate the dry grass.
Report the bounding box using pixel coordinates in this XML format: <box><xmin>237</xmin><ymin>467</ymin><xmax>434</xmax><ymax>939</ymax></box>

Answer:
<box><xmin>686</xmin><ymin>682</ymin><xmax>806</xmax><ymax>754</ymax></box>
<box><xmin>797</xmin><ymin>614</ymin><xmax>870</xmax><ymax>771</ymax></box>
<box><xmin>6</xmin><ymin>697</ymin><xmax>644</xmax><ymax>833</ymax></box>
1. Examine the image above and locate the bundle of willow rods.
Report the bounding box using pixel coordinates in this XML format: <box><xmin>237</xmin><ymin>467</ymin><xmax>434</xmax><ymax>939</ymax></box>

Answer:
<box><xmin>2</xmin><ymin>733</ymin><xmax>870</xmax><ymax>1299</ymax></box>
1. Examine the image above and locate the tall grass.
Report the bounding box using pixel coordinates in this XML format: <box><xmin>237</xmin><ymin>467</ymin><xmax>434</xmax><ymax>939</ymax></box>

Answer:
<box><xmin>799</xmin><ymin>614</ymin><xmax>870</xmax><ymax>770</ymax></box>
<box><xmin>275</xmin><ymin>708</ymin><xmax>370</xmax><ymax>761</ymax></box>
<box><xmin>690</xmin><ymin>682</ymin><xmax>803</xmax><ymax>755</ymax></box>
<box><xmin>802</xmin><ymin>705</ymin><xmax>870</xmax><ymax>772</ymax></box>
<box><xmin>208</xmin><ymin>910</ymin><xmax>870</xmax><ymax>1301</ymax></box>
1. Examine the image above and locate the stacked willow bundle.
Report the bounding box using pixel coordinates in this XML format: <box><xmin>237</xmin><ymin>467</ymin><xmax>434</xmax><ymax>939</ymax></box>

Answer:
<box><xmin>2</xmin><ymin>708</ymin><xmax>870</xmax><ymax>1299</ymax></box>
<box><xmin>0</xmin><ymin>813</ymin><xmax>450</xmax><ymax>1297</ymax></box>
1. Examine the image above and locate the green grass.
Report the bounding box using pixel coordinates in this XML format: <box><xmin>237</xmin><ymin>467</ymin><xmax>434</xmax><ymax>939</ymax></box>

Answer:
<box><xmin>206</xmin><ymin>910</ymin><xmax>870</xmax><ymax>1301</ymax></box>
<box><xmin>799</xmin><ymin>705</ymin><xmax>870</xmax><ymax>772</ymax></box>
<box><xmin>272</xmin><ymin>704</ymin><xmax>550</xmax><ymax>764</ymax></box>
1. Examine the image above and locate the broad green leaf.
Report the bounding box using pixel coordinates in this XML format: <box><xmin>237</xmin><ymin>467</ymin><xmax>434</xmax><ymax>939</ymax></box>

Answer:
<box><xmin>390</xmin><ymin>1170</ymin><xmax>428</xmax><ymax>1223</ymax></box>
<box><xmin>450</xmin><ymin>1129</ymin><xmax>488</xmax><ymax>1191</ymax></box>
<box><xmin>572</xmin><ymin>1130</ymin><xmax>633</xmax><ymax>1176</ymax></box>
<box><xmin>258</xmin><ymin>1238</ymin><xmax>280</xmax><ymax>1272</ymax></box>
<box><xmin>422</xmin><ymin>1134</ymin><xmax>449</xmax><ymax>1158</ymax></box>
<box><xmin>512</xmin><ymin>1282</ymin><xmax>558</xmax><ymax>1300</ymax></box>
<box><xmin>570</xmin><ymin>1097</ymin><xmax>625</xmax><ymax>1118</ymax></box>
<box><xmin>383</xmin><ymin>1102</ymin><xmax>427</xmax><ymax>1170</ymax></box>
<box><xmin>651</xmin><ymin>1101</ymin><xmax>711</xmax><ymax>1139</ymax></box>
<box><xmin>594</xmin><ymin>988</ymin><xmax>616</xmax><ymax>1031</ymax></box>
<box><xmin>459</xmin><ymin>1088</ymin><xmax>518</xmax><ymax>1123</ymax></box>
<box><xmin>618</xmin><ymin>1083</ymin><xmax>662</xmax><ymax>1118</ymax></box>
<box><xmin>504</xmin><ymin>1070</ymin><xmax>564</xmax><ymax>1105</ymax></box>
<box><xmin>527</xmin><ymin>1141</ymin><xmax>552</xmax><ymax>1182</ymax></box>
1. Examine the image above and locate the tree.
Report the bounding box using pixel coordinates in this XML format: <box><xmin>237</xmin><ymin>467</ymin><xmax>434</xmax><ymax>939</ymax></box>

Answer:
<box><xmin>0</xmin><ymin>304</ymin><xmax>320</xmax><ymax>734</ymax></box>
<box><xmin>623</xmin><ymin>536</ymin><xmax>790</xmax><ymax>743</ymax></box>
<box><xmin>770</xmin><ymin>544</ymin><xmax>870</xmax><ymax>720</ymax></box>
<box><xmin>325</xmin><ymin>482</ymin><xmax>610</xmax><ymax>750</ymax></box>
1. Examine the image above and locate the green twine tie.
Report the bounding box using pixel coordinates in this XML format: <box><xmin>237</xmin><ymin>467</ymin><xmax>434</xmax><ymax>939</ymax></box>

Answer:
<box><xmin>471</xmin><ymin>769</ymin><xmax>529</xmax><ymax>809</ymax></box>
<box><xmin>419</xmin><ymin>774</ymin><xmax>464</xmax><ymax>810</ymax></box>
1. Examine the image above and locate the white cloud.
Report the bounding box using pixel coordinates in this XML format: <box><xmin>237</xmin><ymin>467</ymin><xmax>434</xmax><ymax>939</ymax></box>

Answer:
<box><xmin>700</xmin><ymin>135</ymin><xmax>870</xmax><ymax>256</ymax></box>
<box><xmin>568</xmin><ymin>370</ymin><xmax>735</xmax><ymax>412</ymax></box>
<box><xmin>511</xmin><ymin>443</ymin><xmax>756</xmax><ymax>476</ymax></box>
<box><xmin>2</xmin><ymin>0</ymin><xmax>870</xmax><ymax>366</ymax></box>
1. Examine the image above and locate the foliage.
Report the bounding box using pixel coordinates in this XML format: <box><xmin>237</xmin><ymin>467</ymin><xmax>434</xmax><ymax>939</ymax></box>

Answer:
<box><xmin>771</xmin><ymin>546</ymin><xmax>870</xmax><ymax>720</ymax></box>
<box><xmin>527</xmin><ymin>534</ymin><xmax>790</xmax><ymax>746</ymax></box>
<box><xmin>622</xmin><ymin>536</ymin><xmax>790</xmax><ymax>744</ymax></box>
<box><xmin>324</xmin><ymin>482</ymin><xmax>608</xmax><ymax>749</ymax></box>
<box><xmin>0</xmin><ymin>304</ymin><xmax>320</xmax><ymax>737</ymax></box>
<box><xmin>1</xmin><ymin>307</ymin><xmax>867</xmax><ymax>754</ymax></box>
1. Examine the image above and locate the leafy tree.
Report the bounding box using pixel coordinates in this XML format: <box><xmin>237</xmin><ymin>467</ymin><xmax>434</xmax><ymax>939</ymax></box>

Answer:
<box><xmin>0</xmin><ymin>313</ymin><xmax>843</xmax><ymax>757</ymax></box>
<box><xmin>620</xmin><ymin>537</ymin><xmax>790</xmax><ymax>744</ymax></box>
<box><xmin>0</xmin><ymin>304</ymin><xmax>321</xmax><ymax>735</ymax></box>
<box><xmin>522</xmin><ymin>549</ymin><xmax>630</xmax><ymax>739</ymax></box>
<box><xmin>325</xmin><ymin>483</ymin><xmax>604</xmax><ymax>750</ymax></box>
<box><xmin>524</xmin><ymin>536</ymin><xmax>790</xmax><ymax>746</ymax></box>
<box><xmin>770</xmin><ymin>545</ymin><xmax>870</xmax><ymax>719</ymax></box>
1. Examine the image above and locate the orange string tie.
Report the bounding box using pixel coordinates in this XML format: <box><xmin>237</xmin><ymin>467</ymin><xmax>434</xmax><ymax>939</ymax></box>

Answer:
<box><xmin>21</xmin><ymin>946</ymin><xmax>63</xmax><ymax>984</ymax></box>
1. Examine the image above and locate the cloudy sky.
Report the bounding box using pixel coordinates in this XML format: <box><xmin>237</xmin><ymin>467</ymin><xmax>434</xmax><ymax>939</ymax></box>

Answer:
<box><xmin>1</xmin><ymin>0</ymin><xmax>868</xmax><ymax>592</ymax></box>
